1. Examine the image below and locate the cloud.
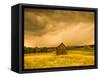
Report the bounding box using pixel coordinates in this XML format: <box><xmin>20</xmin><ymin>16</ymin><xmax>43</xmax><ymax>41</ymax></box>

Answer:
<box><xmin>24</xmin><ymin>8</ymin><xmax>94</xmax><ymax>47</ymax></box>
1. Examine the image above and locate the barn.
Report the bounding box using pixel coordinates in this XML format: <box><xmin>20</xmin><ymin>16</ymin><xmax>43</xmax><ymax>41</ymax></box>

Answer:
<box><xmin>56</xmin><ymin>43</ymin><xmax>67</xmax><ymax>55</ymax></box>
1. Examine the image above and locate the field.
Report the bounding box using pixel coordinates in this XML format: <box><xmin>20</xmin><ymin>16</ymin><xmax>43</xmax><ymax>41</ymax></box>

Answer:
<box><xmin>24</xmin><ymin>48</ymin><xmax>94</xmax><ymax>69</ymax></box>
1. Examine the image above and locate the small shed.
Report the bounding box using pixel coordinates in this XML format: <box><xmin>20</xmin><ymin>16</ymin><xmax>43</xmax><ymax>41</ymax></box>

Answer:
<box><xmin>56</xmin><ymin>43</ymin><xmax>67</xmax><ymax>55</ymax></box>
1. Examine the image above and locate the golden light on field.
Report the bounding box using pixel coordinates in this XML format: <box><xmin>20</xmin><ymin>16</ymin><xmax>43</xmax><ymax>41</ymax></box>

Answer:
<box><xmin>24</xmin><ymin>8</ymin><xmax>94</xmax><ymax>47</ymax></box>
<box><xmin>24</xmin><ymin>50</ymin><xmax>94</xmax><ymax>69</ymax></box>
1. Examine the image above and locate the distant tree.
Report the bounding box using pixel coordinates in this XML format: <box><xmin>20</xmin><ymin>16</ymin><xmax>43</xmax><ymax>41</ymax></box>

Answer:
<box><xmin>34</xmin><ymin>47</ymin><xmax>39</xmax><ymax>53</ymax></box>
<box><xmin>42</xmin><ymin>47</ymin><xmax>47</xmax><ymax>53</ymax></box>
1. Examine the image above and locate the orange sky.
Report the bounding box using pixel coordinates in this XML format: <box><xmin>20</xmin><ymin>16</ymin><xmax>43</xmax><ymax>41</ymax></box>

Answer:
<box><xmin>24</xmin><ymin>8</ymin><xmax>95</xmax><ymax>47</ymax></box>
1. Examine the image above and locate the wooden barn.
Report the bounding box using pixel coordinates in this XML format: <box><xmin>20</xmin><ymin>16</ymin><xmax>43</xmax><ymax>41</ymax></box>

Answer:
<box><xmin>56</xmin><ymin>43</ymin><xmax>67</xmax><ymax>55</ymax></box>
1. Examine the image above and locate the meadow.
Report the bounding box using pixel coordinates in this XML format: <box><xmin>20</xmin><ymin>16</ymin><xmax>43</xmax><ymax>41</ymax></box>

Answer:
<box><xmin>24</xmin><ymin>47</ymin><xmax>94</xmax><ymax>69</ymax></box>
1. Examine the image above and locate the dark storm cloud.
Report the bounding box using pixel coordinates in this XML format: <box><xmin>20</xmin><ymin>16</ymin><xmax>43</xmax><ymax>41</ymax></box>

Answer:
<box><xmin>24</xmin><ymin>12</ymin><xmax>48</xmax><ymax>36</ymax></box>
<box><xmin>24</xmin><ymin>8</ymin><xmax>94</xmax><ymax>36</ymax></box>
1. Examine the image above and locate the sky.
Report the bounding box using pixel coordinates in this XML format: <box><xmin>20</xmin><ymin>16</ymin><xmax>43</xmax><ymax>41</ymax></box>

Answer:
<box><xmin>24</xmin><ymin>8</ymin><xmax>95</xmax><ymax>47</ymax></box>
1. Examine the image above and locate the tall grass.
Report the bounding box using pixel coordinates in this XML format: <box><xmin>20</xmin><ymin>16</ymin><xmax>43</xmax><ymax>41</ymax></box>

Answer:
<box><xmin>24</xmin><ymin>49</ymin><xmax>94</xmax><ymax>69</ymax></box>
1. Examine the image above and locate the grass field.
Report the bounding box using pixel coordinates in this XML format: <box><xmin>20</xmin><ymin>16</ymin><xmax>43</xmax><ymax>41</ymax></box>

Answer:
<box><xmin>24</xmin><ymin>48</ymin><xmax>94</xmax><ymax>69</ymax></box>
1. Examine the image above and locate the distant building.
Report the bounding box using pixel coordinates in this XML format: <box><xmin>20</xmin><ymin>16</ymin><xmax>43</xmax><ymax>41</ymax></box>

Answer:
<box><xmin>56</xmin><ymin>43</ymin><xmax>67</xmax><ymax>55</ymax></box>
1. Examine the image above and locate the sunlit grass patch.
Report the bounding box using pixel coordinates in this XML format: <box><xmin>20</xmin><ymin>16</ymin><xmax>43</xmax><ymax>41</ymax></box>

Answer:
<box><xmin>24</xmin><ymin>49</ymin><xmax>94</xmax><ymax>69</ymax></box>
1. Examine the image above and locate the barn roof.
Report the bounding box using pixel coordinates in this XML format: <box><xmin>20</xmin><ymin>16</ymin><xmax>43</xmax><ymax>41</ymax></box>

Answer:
<box><xmin>57</xmin><ymin>43</ymin><xmax>66</xmax><ymax>49</ymax></box>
